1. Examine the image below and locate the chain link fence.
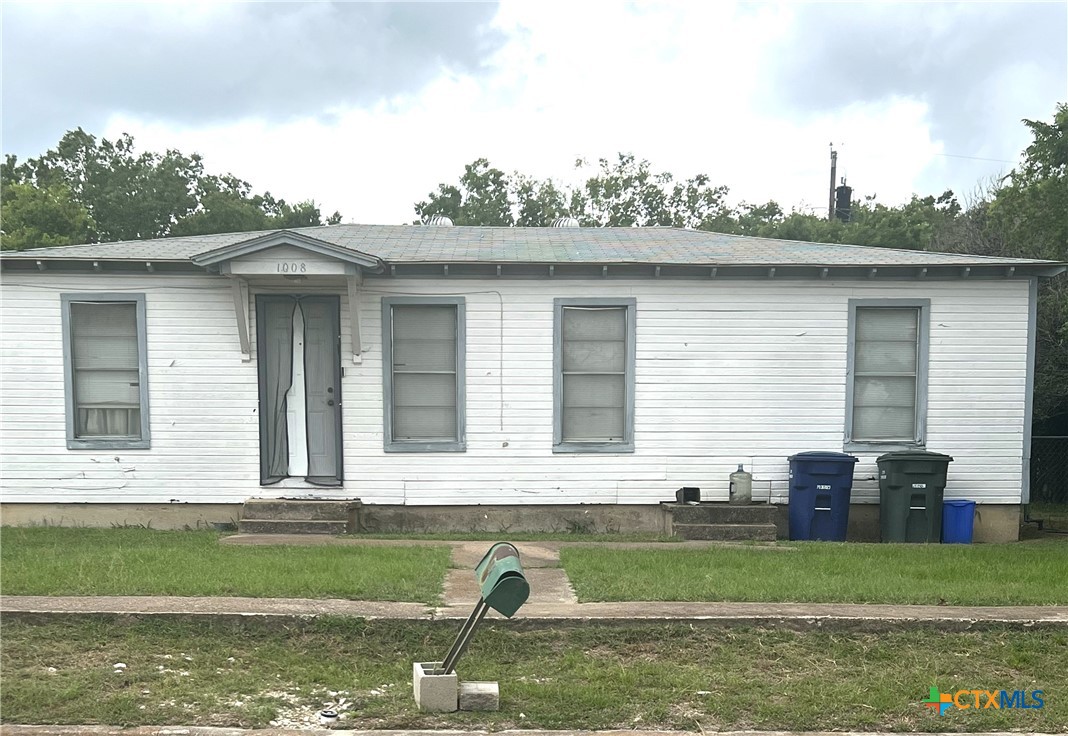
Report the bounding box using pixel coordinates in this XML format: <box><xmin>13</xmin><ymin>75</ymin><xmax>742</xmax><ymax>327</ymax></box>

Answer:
<box><xmin>1032</xmin><ymin>436</ymin><xmax>1068</xmax><ymax>504</ymax></box>
<box><xmin>1029</xmin><ymin>436</ymin><xmax>1068</xmax><ymax>531</ymax></box>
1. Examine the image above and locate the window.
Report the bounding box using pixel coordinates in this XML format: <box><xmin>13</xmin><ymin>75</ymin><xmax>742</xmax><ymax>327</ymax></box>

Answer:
<box><xmin>382</xmin><ymin>297</ymin><xmax>465</xmax><ymax>452</ymax></box>
<box><xmin>61</xmin><ymin>294</ymin><xmax>150</xmax><ymax>449</ymax></box>
<box><xmin>846</xmin><ymin>299</ymin><xmax>929</xmax><ymax>448</ymax></box>
<box><xmin>554</xmin><ymin>298</ymin><xmax>636</xmax><ymax>453</ymax></box>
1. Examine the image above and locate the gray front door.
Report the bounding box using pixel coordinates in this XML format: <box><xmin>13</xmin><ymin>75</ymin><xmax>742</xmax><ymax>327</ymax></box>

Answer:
<box><xmin>256</xmin><ymin>295</ymin><xmax>343</xmax><ymax>486</ymax></box>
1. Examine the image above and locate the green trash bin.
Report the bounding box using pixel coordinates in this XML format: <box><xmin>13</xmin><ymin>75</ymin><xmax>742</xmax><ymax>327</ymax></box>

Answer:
<box><xmin>877</xmin><ymin>451</ymin><xmax>954</xmax><ymax>542</ymax></box>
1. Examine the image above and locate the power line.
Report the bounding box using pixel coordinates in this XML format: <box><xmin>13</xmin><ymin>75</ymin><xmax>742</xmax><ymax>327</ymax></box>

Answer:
<box><xmin>935</xmin><ymin>152</ymin><xmax>1017</xmax><ymax>165</ymax></box>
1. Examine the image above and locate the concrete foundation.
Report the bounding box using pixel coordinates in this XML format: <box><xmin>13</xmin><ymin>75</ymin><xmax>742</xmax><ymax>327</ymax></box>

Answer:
<box><xmin>0</xmin><ymin>501</ymin><xmax>1022</xmax><ymax>542</ymax></box>
<box><xmin>412</xmin><ymin>661</ymin><xmax>457</xmax><ymax>712</ymax></box>
<box><xmin>356</xmin><ymin>503</ymin><xmax>667</xmax><ymax>536</ymax></box>
<box><xmin>0</xmin><ymin>503</ymin><xmax>243</xmax><ymax>531</ymax></box>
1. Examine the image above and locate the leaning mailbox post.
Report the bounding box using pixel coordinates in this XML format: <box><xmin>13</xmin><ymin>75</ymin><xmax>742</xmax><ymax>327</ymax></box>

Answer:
<box><xmin>441</xmin><ymin>542</ymin><xmax>530</xmax><ymax>673</ymax></box>
<box><xmin>413</xmin><ymin>542</ymin><xmax>530</xmax><ymax>712</ymax></box>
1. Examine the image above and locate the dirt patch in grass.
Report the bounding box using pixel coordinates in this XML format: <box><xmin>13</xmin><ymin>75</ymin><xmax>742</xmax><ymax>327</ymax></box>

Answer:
<box><xmin>2</xmin><ymin>617</ymin><xmax>1063</xmax><ymax>732</ymax></box>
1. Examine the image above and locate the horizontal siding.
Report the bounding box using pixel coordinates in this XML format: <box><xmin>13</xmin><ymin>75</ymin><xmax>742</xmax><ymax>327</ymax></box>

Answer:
<box><xmin>0</xmin><ymin>273</ymin><xmax>1029</xmax><ymax>505</ymax></box>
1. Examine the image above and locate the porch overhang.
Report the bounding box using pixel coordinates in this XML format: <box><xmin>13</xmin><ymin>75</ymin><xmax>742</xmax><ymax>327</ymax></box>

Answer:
<box><xmin>191</xmin><ymin>230</ymin><xmax>382</xmax><ymax>365</ymax></box>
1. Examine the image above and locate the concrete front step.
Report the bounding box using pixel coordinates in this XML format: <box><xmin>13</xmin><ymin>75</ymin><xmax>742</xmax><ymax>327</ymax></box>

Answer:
<box><xmin>241</xmin><ymin>499</ymin><xmax>357</xmax><ymax>521</ymax></box>
<box><xmin>667</xmin><ymin>503</ymin><xmax>779</xmax><ymax>525</ymax></box>
<box><xmin>672</xmin><ymin>523</ymin><xmax>778</xmax><ymax>541</ymax></box>
<box><xmin>237</xmin><ymin>519</ymin><xmax>348</xmax><ymax>535</ymax></box>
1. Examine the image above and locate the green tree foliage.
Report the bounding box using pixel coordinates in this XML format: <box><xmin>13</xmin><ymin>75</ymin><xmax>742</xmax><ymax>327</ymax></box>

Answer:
<box><xmin>987</xmin><ymin>104</ymin><xmax>1067</xmax><ymax>262</ymax></box>
<box><xmin>0</xmin><ymin>177</ymin><xmax>94</xmax><ymax>251</ymax></box>
<box><xmin>571</xmin><ymin>154</ymin><xmax>734</xmax><ymax>229</ymax></box>
<box><xmin>416</xmin><ymin>154</ymin><xmax>958</xmax><ymax>246</ymax></box>
<box><xmin>414</xmin><ymin>154</ymin><xmax>732</xmax><ymax>228</ymax></box>
<box><xmin>988</xmin><ymin>105</ymin><xmax>1067</xmax><ymax>424</ymax></box>
<box><xmin>573</xmin><ymin>154</ymin><xmax>674</xmax><ymax>226</ymax></box>
<box><xmin>513</xmin><ymin>174</ymin><xmax>570</xmax><ymax>227</ymax></box>
<box><xmin>415</xmin><ymin>158</ymin><xmax>518</xmax><ymax>226</ymax></box>
<box><xmin>1</xmin><ymin>129</ymin><xmax>341</xmax><ymax>248</ymax></box>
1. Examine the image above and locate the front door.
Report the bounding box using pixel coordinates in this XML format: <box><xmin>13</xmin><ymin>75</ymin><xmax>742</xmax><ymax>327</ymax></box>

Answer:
<box><xmin>256</xmin><ymin>295</ymin><xmax>342</xmax><ymax>486</ymax></box>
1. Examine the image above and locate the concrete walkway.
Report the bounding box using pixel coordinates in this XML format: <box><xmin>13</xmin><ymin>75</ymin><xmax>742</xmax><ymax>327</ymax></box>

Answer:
<box><xmin>443</xmin><ymin>541</ymin><xmax>577</xmax><ymax>606</ymax></box>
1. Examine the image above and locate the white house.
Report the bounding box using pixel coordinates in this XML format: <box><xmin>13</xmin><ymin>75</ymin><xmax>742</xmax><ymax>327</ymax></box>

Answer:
<box><xmin>1</xmin><ymin>224</ymin><xmax>1062</xmax><ymax>541</ymax></box>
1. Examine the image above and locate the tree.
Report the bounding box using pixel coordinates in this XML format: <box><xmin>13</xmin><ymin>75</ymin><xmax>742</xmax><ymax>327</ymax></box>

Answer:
<box><xmin>932</xmin><ymin>105</ymin><xmax>1068</xmax><ymax>424</ymax></box>
<box><xmin>989</xmin><ymin>105</ymin><xmax>1068</xmax><ymax>424</ymax></box>
<box><xmin>513</xmin><ymin>174</ymin><xmax>570</xmax><ymax>227</ymax></box>
<box><xmin>572</xmin><ymin>154</ymin><xmax>673</xmax><ymax>227</ymax></box>
<box><xmin>416</xmin><ymin>154</ymin><xmax>733</xmax><ymax>228</ymax></box>
<box><xmin>415</xmin><ymin>158</ymin><xmax>515</xmax><ymax>226</ymax></box>
<box><xmin>2</xmin><ymin>129</ymin><xmax>342</xmax><ymax>246</ymax></box>
<box><xmin>986</xmin><ymin>104</ymin><xmax>1068</xmax><ymax>262</ymax></box>
<box><xmin>0</xmin><ymin>180</ymin><xmax>94</xmax><ymax>250</ymax></box>
<box><xmin>666</xmin><ymin>173</ymin><xmax>733</xmax><ymax>230</ymax></box>
<box><xmin>8</xmin><ymin>129</ymin><xmax>203</xmax><ymax>241</ymax></box>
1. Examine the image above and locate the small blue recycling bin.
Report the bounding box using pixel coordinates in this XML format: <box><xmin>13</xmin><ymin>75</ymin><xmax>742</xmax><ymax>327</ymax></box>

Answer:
<box><xmin>941</xmin><ymin>500</ymin><xmax>976</xmax><ymax>544</ymax></box>
<box><xmin>788</xmin><ymin>452</ymin><xmax>859</xmax><ymax>541</ymax></box>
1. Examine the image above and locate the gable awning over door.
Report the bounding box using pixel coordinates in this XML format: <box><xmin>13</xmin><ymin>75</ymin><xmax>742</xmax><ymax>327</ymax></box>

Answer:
<box><xmin>192</xmin><ymin>231</ymin><xmax>381</xmax><ymax>364</ymax></box>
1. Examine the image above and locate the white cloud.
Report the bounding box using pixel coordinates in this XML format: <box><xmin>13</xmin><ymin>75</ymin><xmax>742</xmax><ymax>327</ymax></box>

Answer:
<box><xmin>87</xmin><ymin>1</ymin><xmax>1065</xmax><ymax>225</ymax></box>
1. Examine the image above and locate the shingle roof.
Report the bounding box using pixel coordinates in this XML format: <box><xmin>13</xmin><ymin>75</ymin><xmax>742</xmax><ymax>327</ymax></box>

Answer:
<box><xmin>1</xmin><ymin>223</ymin><xmax>1060</xmax><ymax>267</ymax></box>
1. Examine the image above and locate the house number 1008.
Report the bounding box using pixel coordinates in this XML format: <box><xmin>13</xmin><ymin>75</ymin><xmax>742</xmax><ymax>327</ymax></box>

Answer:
<box><xmin>277</xmin><ymin>262</ymin><xmax>307</xmax><ymax>273</ymax></box>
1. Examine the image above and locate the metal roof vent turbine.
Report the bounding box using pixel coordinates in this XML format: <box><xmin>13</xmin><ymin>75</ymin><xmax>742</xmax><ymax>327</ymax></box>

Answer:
<box><xmin>423</xmin><ymin>214</ymin><xmax>454</xmax><ymax>226</ymax></box>
<box><xmin>550</xmin><ymin>216</ymin><xmax>580</xmax><ymax>228</ymax></box>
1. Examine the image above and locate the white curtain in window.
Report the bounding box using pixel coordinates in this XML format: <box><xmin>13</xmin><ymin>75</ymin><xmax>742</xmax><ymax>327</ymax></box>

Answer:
<box><xmin>286</xmin><ymin>303</ymin><xmax>309</xmax><ymax>476</ymax></box>
<box><xmin>71</xmin><ymin>302</ymin><xmax>140</xmax><ymax>438</ymax></box>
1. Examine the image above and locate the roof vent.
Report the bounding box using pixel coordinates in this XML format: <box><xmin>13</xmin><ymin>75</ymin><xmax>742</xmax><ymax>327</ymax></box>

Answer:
<box><xmin>423</xmin><ymin>214</ymin><xmax>454</xmax><ymax>226</ymax></box>
<box><xmin>551</xmin><ymin>216</ymin><xmax>580</xmax><ymax>228</ymax></box>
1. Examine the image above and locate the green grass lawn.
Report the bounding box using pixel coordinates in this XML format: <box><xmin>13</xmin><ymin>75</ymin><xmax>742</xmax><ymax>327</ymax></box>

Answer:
<box><xmin>562</xmin><ymin>538</ymin><xmax>1068</xmax><ymax>605</ymax></box>
<box><xmin>0</xmin><ymin>528</ymin><xmax>449</xmax><ymax>604</ymax></box>
<box><xmin>2</xmin><ymin>617</ymin><xmax>1062</xmax><ymax>732</ymax></box>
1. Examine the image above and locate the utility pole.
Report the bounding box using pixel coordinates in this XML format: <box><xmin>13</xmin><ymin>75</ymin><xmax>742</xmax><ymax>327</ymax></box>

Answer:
<box><xmin>828</xmin><ymin>144</ymin><xmax>837</xmax><ymax>221</ymax></box>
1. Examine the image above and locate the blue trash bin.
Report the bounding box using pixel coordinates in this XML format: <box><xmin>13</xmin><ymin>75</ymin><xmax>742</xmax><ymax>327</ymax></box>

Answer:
<box><xmin>942</xmin><ymin>500</ymin><xmax>976</xmax><ymax>544</ymax></box>
<box><xmin>788</xmin><ymin>452</ymin><xmax>859</xmax><ymax>541</ymax></box>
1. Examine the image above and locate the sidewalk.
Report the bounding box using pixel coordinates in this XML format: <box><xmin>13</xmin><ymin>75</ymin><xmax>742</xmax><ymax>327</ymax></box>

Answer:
<box><xmin>3</xmin><ymin>595</ymin><xmax>1066</xmax><ymax>630</ymax></box>
<box><xmin>2</xmin><ymin>726</ymin><xmax>1063</xmax><ymax>736</ymax></box>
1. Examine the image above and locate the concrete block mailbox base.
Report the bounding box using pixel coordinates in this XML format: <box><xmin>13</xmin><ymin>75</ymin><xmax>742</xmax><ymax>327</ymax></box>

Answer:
<box><xmin>413</xmin><ymin>662</ymin><xmax>501</xmax><ymax>712</ymax></box>
<box><xmin>459</xmin><ymin>681</ymin><xmax>500</xmax><ymax>711</ymax></box>
<box><xmin>413</xmin><ymin>662</ymin><xmax>458</xmax><ymax>712</ymax></box>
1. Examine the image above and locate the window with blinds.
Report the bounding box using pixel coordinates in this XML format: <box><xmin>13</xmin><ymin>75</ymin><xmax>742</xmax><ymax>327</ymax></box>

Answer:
<box><xmin>554</xmin><ymin>299</ymin><xmax>636</xmax><ymax>452</ymax></box>
<box><xmin>849</xmin><ymin>303</ymin><xmax>928</xmax><ymax>444</ymax></box>
<box><xmin>62</xmin><ymin>294</ymin><xmax>150</xmax><ymax>449</ymax></box>
<box><xmin>383</xmin><ymin>298</ymin><xmax>465</xmax><ymax>451</ymax></box>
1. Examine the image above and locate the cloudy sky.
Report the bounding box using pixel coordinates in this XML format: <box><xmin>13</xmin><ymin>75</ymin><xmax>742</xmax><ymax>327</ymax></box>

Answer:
<box><xmin>3</xmin><ymin>1</ymin><xmax>1065</xmax><ymax>224</ymax></box>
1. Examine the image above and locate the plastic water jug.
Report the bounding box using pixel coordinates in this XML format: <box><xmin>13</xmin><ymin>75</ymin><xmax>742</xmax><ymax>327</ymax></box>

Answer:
<box><xmin>729</xmin><ymin>464</ymin><xmax>752</xmax><ymax>505</ymax></box>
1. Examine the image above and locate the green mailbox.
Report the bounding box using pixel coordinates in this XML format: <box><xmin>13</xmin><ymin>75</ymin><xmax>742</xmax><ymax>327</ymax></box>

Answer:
<box><xmin>438</xmin><ymin>541</ymin><xmax>529</xmax><ymax>675</ymax></box>
<box><xmin>475</xmin><ymin>542</ymin><xmax>530</xmax><ymax>617</ymax></box>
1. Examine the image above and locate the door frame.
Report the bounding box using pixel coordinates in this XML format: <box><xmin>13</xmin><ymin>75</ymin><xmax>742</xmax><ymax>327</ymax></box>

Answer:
<box><xmin>255</xmin><ymin>294</ymin><xmax>344</xmax><ymax>486</ymax></box>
